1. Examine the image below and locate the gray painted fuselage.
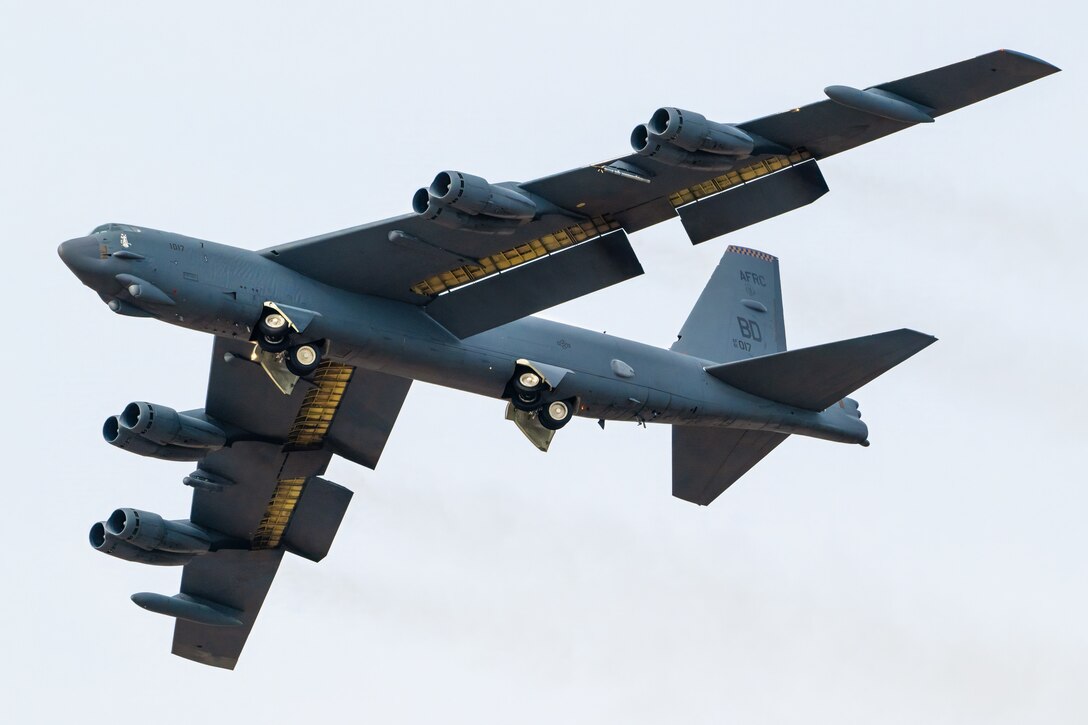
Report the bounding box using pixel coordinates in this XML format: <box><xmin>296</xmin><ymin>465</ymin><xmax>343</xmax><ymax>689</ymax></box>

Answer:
<box><xmin>60</xmin><ymin>226</ymin><xmax>867</xmax><ymax>445</ymax></box>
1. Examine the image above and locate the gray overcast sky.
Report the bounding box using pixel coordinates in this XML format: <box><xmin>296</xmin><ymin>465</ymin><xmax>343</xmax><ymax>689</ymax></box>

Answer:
<box><xmin>3</xmin><ymin>1</ymin><xmax>1085</xmax><ymax>722</ymax></box>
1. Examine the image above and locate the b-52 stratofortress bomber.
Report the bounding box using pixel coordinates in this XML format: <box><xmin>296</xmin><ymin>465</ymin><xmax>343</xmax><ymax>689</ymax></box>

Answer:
<box><xmin>59</xmin><ymin>50</ymin><xmax>1057</xmax><ymax>669</ymax></box>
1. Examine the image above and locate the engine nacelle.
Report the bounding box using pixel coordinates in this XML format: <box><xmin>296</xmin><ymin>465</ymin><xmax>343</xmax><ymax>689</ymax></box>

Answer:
<box><xmin>102</xmin><ymin>416</ymin><xmax>204</xmax><ymax>461</ymax></box>
<box><xmin>630</xmin><ymin>108</ymin><xmax>761</xmax><ymax>170</ymax></box>
<box><xmin>118</xmin><ymin>401</ymin><xmax>226</xmax><ymax>448</ymax></box>
<box><xmin>88</xmin><ymin>522</ymin><xmax>195</xmax><ymax>566</ymax></box>
<box><xmin>645</xmin><ymin>108</ymin><xmax>755</xmax><ymax>156</ymax></box>
<box><xmin>630</xmin><ymin>125</ymin><xmax>739</xmax><ymax>170</ymax></box>
<box><xmin>413</xmin><ymin>170</ymin><xmax>537</xmax><ymax>229</ymax></box>
<box><xmin>104</xmin><ymin>508</ymin><xmax>212</xmax><ymax>554</ymax></box>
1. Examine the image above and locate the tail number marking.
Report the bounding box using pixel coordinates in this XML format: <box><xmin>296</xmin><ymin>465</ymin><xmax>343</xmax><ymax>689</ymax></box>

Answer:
<box><xmin>737</xmin><ymin>317</ymin><xmax>763</xmax><ymax>341</ymax></box>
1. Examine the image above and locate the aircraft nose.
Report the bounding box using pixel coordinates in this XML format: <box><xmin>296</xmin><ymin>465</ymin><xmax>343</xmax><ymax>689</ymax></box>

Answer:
<box><xmin>57</xmin><ymin>236</ymin><xmax>99</xmax><ymax>272</ymax></box>
<box><xmin>58</xmin><ymin>235</ymin><xmax>112</xmax><ymax>290</ymax></box>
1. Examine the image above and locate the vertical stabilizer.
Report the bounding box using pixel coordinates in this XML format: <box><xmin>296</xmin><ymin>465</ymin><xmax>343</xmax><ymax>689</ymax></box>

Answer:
<box><xmin>671</xmin><ymin>245</ymin><xmax>785</xmax><ymax>363</ymax></box>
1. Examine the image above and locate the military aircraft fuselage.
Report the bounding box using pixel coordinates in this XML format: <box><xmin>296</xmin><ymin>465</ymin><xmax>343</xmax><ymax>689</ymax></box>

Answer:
<box><xmin>59</xmin><ymin>224</ymin><xmax>868</xmax><ymax>445</ymax></box>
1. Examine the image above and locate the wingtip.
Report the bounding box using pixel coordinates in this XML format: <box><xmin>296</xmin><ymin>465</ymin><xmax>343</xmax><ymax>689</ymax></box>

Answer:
<box><xmin>893</xmin><ymin>329</ymin><xmax>938</xmax><ymax>351</ymax></box>
<box><xmin>917</xmin><ymin>330</ymin><xmax>939</xmax><ymax>346</ymax></box>
<box><xmin>998</xmin><ymin>49</ymin><xmax>1061</xmax><ymax>73</ymax></box>
<box><xmin>172</xmin><ymin>644</ymin><xmax>240</xmax><ymax>670</ymax></box>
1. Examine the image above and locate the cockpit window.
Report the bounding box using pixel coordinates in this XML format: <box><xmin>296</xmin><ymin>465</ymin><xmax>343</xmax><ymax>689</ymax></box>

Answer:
<box><xmin>90</xmin><ymin>223</ymin><xmax>142</xmax><ymax>234</ymax></box>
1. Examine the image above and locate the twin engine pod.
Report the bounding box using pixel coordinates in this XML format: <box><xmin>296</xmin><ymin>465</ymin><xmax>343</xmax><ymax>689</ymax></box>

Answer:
<box><xmin>412</xmin><ymin>170</ymin><xmax>538</xmax><ymax>233</ymax></box>
<box><xmin>630</xmin><ymin>107</ymin><xmax>771</xmax><ymax>170</ymax></box>
<box><xmin>89</xmin><ymin>508</ymin><xmax>213</xmax><ymax>566</ymax></box>
<box><xmin>102</xmin><ymin>401</ymin><xmax>227</xmax><ymax>462</ymax></box>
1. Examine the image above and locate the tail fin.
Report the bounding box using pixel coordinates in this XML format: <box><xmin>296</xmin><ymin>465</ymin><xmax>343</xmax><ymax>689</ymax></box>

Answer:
<box><xmin>672</xmin><ymin>330</ymin><xmax>933</xmax><ymax>505</ymax></box>
<box><xmin>706</xmin><ymin>329</ymin><xmax>937</xmax><ymax>411</ymax></box>
<box><xmin>673</xmin><ymin>427</ymin><xmax>788</xmax><ymax>505</ymax></box>
<box><xmin>671</xmin><ymin>245</ymin><xmax>786</xmax><ymax>363</ymax></box>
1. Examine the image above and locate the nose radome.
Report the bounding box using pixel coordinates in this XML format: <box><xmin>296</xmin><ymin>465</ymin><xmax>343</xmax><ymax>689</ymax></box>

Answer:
<box><xmin>57</xmin><ymin>236</ymin><xmax>98</xmax><ymax>271</ymax></box>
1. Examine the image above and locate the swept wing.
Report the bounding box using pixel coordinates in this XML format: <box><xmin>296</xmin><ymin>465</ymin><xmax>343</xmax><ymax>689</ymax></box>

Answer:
<box><xmin>261</xmin><ymin>50</ymin><xmax>1056</xmax><ymax>337</ymax></box>
<box><xmin>130</xmin><ymin>337</ymin><xmax>410</xmax><ymax>668</ymax></box>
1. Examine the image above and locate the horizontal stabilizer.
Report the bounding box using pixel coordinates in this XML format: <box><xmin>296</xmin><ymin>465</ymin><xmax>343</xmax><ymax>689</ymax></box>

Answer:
<box><xmin>673</xmin><ymin>427</ymin><xmax>788</xmax><ymax>505</ymax></box>
<box><xmin>706</xmin><ymin>329</ymin><xmax>936</xmax><ymax>411</ymax></box>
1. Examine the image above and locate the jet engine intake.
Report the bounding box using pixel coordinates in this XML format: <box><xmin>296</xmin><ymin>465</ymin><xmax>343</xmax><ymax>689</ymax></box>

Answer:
<box><xmin>118</xmin><ymin>401</ymin><xmax>227</xmax><ymax>448</ymax></box>
<box><xmin>104</xmin><ymin>508</ymin><xmax>212</xmax><ymax>555</ymax></box>
<box><xmin>88</xmin><ymin>521</ymin><xmax>196</xmax><ymax>566</ymax></box>
<box><xmin>646</xmin><ymin>108</ymin><xmax>755</xmax><ymax>156</ymax></box>
<box><xmin>629</xmin><ymin>128</ymin><xmax>737</xmax><ymax>170</ymax></box>
<box><xmin>102</xmin><ymin>416</ymin><xmax>205</xmax><ymax>461</ymax></box>
<box><xmin>631</xmin><ymin>108</ymin><xmax>762</xmax><ymax>170</ymax></box>
<box><xmin>413</xmin><ymin>171</ymin><xmax>537</xmax><ymax>232</ymax></box>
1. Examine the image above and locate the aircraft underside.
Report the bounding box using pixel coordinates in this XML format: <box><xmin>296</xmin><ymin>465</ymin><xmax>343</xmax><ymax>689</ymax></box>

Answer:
<box><xmin>57</xmin><ymin>49</ymin><xmax>1057</xmax><ymax>668</ymax></box>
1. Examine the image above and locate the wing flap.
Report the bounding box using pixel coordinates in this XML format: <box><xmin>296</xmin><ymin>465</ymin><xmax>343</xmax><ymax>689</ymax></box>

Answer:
<box><xmin>282</xmin><ymin>477</ymin><xmax>353</xmax><ymax>563</ymax></box>
<box><xmin>424</xmin><ymin>230</ymin><xmax>643</xmax><ymax>338</ymax></box>
<box><xmin>676</xmin><ymin>160</ymin><xmax>828</xmax><ymax>244</ymax></box>
<box><xmin>262</xmin><ymin>213</ymin><xmax>618</xmax><ymax>304</ymax></box>
<box><xmin>191</xmin><ymin>443</ymin><xmax>313</xmax><ymax>540</ymax></box>
<box><xmin>325</xmin><ymin>370</ymin><xmax>411</xmax><ymax>469</ymax></box>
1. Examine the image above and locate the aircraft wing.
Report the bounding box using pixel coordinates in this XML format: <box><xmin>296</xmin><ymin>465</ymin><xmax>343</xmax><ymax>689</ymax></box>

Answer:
<box><xmin>262</xmin><ymin>49</ymin><xmax>1057</xmax><ymax>336</ymax></box>
<box><xmin>135</xmin><ymin>337</ymin><xmax>411</xmax><ymax>669</ymax></box>
<box><xmin>737</xmin><ymin>49</ymin><xmax>1058</xmax><ymax>157</ymax></box>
